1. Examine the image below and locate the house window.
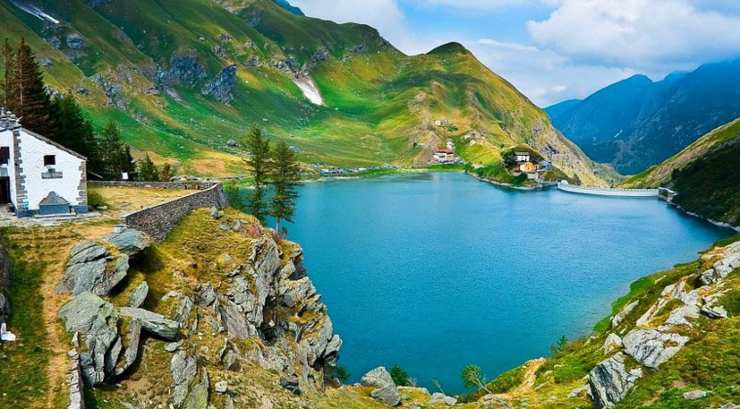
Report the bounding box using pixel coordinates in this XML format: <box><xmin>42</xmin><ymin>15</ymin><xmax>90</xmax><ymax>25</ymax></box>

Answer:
<box><xmin>44</xmin><ymin>155</ymin><xmax>56</xmax><ymax>166</ymax></box>
<box><xmin>0</xmin><ymin>147</ymin><xmax>9</xmax><ymax>165</ymax></box>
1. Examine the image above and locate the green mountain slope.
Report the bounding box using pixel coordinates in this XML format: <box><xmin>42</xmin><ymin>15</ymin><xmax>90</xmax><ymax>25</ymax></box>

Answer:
<box><xmin>623</xmin><ymin>118</ymin><xmax>740</xmax><ymax>227</ymax></box>
<box><xmin>0</xmin><ymin>0</ymin><xmax>605</xmax><ymax>185</ymax></box>
<box><xmin>546</xmin><ymin>60</ymin><xmax>740</xmax><ymax>174</ymax></box>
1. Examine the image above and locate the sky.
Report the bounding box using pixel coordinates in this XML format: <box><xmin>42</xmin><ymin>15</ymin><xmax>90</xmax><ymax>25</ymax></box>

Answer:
<box><xmin>290</xmin><ymin>0</ymin><xmax>740</xmax><ymax>106</ymax></box>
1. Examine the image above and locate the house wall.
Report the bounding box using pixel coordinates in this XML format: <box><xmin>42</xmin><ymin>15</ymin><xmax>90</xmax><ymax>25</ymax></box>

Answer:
<box><xmin>18</xmin><ymin>129</ymin><xmax>86</xmax><ymax>213</ymax></box>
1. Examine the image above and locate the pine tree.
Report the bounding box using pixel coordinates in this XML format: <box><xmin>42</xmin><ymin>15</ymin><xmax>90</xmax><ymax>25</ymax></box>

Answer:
<box><xmin>2</xmin><ymin>39</ymin><xmax>17</xmax><ymax>109</ymax></box>
<box><xmin>160</xmin><ymin>163</ymin><xmax>175</xmax><ymax>181</ymax></box>
<box><xmin>270</xmin><ymin>141</ymin><xmax>300</xmax><ymax>235</ymax></box>
<box><xmin>52</xmin><ymin>93</ymin><xmax>100</xmax><ymax>171</ymax></box>
<box><xmin>136</xmin><ymin>154</ymin><xmax>160</xmax><ymax>182</ymax></box>
<box><xmin>13</xmin><ymin>39</ymin><xmax>57</xmax><ymax>136</ymax></box>
<box><xmin>243</xmin><ymin>128</ymin><xmax>271</xmax><ymax>223</ymax></box>
<box><xmin>99</xmin><ymin>121</ymin><xmax>132</xmax><ymax>180</ymax></box>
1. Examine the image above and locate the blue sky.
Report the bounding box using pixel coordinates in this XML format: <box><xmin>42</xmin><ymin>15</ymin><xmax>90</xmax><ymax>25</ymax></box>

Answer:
<box><xmin>291</xmin><ymin>0</ymin><xmax>740</xmax><ymax>106</ymax></box>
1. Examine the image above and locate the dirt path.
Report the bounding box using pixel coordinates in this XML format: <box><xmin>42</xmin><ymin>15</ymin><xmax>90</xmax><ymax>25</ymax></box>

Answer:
<box><xmin>486</xmin><ymin>357</ymin><xmax>547</xmax><ymax>406</ymax></box>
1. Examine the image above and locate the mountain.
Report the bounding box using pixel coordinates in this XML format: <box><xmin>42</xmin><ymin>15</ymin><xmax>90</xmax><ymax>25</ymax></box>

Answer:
<box><xmin>272</xmin><ymin>0</ymin><xmax>303</xmax><ymax>16</ymax></box>
<box><xmin>546</xmin><ymin>60</ymin><xmax>740</xmax><ymax>174</ymax></box>
<box><xmin>624</xmin><ymin>118</ymin><xmax>740</xmax><ymax>227</ymax></box>
<box><xmin>0</xmin><ymin>0</ymin><xmax>604</xmax><ymax>185</ymax></box>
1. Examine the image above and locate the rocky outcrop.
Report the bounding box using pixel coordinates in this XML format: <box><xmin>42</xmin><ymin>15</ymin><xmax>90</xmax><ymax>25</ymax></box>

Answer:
<box><xmin>156</xmin><ymin>51</ymin><xmax>208</xmax><ymax>87</ymax></box>
<box><xmin>127</xmin><ymin>281</ymin><xmax>149</xmax><ymax>308</ymax></box>
<box><xmin>201</xmin><ymin>64</ymin><xmax>237</xmax><ymax>103</ymax></box>
<box><xmin>361</xmin><ymin>367</ymin><xmax>401</xmax><ymax>406</ymax></box>
<box><xmin>59</xmin><ymin>230</ymin><xmax>150</xmax><ymax>296</ymax></box>
<box><xmin>699</xmin><ymin>241</ymin><xmax>740</xmax><ymax>285</ymax></box>
<box><xmin>588</xmin><ymin>352</ymin><xmax>643</xmax><ymax>408</ymax></box>
<box><xmin>610</xmin><ymin>300</ymin><xmax>638</xmax><ymax>329</ymax></box>
<box><xmin>622</xmin><ymin>329</ymin><xmax>689</xmax><ymax>369</ymax></box>
<box><xmin>119</xmin><ymin>307</ymin><xmax>180</xmax><ymax>341</ymax></box>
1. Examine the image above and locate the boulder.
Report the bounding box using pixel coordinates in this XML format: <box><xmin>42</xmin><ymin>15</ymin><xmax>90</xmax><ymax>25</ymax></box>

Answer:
<box><xmin>279</xmin><ymin>375</ymin><xmax>301</xmax><ymax>395</ymax></box>
<box><xmin>115</xmin><ymin>319</ymin><xmax>142</xmax><ymax>376</ymax></box>
<box><xmin>430</xmin><ymin>392</ymin><xmax>457</xmax><ymax>405</ymax></box>
<box><xmin>370</xmin><ymin>384</ymin><xmax>401</xmax><ymax>406</ymax></box>
<box><xmin>127</xmin><ymin>281</ymin><xmax>149</xmax><ymax>308</ymax></box>
<box><xmin>59</xmin><ymin>292</ymin><xmax>112</xmax><ymax>333</ymax></box>
<box><xmin>215</xmin><ymin>380</ymin><xmax>228</xmax><ymax>393</ymax></box>
<box><xmin>611</xmin><ymin>300</ymin><xmax>638</xmax><ymax>329</ymax></box>
<box><xmin>60</xmin><ymin>241</ymin><xmax>128</xmax><ymax>296</ymax></box>
<box><xmin>588</xmin><ymin>352</ymin><xmax>643</xmax><ymax>408</ymax></box>
<box><xmin>106</xmin><ymin>228</ymin><xmax>151</xmax><ymax>256</ymax></box>
<box><xmin>682</xmin><ymin>390</ymin><xmax>708</xmax><ymax>400</ymax></box>
<box><xmin>170</xmin><ymin>351</ymin><xmax>198</xmax><ymax>408</ymax></box>
<box><xmin>700</xmin><ymin>304</ymin><xmax>728</xmax><ymax>319</ymax></box>
<box><xmin>194</xmin><ymin>283</ymin><xmax>217</xmax><ymax>306</ymax></box>
<box><xmin>622</xmin><ymin>329</ymin><xmax>688</xmax><ymax>368</ymax></box>
<box><xmin>664</xmin><ymin>305</ymin><xmax>700</xmax><ymax>326</ymax></box>
<box><xmin>600</xmin><ymin>332</ymin><xmax>621</xmax><ymax>353</ymax></box>
<box><xmin>217</xmin><ymin>298</ymin><xmax>254</xmax><ymax>338</ymax></box>
<box><xmin>120</xmin><ymin>307</ymin><xmax>179</xmax><ymax>340</ymax></box>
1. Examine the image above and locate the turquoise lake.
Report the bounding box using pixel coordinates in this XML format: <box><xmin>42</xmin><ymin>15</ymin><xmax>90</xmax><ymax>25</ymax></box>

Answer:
<box><xmin>279</xmin><ymin>172</ymin><xmax>728</xmax><ymax>392</ymax></box>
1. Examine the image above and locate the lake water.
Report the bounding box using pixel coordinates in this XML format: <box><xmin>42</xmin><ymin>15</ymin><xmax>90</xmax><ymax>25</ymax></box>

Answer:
<box><xmin>279</xmin><ymin>172</ymin><xmax>728</xmax><ymax>392</ymax></box>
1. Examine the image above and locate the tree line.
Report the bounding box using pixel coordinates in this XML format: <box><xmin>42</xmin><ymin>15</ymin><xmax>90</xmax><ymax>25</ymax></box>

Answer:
<box><xmin>241</xmin><ymin>128</ymin><xmax>301</xmax><ymax>236</ymax></box>
<box><xmin>1</xmin><ymin>38</ymin><xmax>169</xmax><ymax>181</ymax></box>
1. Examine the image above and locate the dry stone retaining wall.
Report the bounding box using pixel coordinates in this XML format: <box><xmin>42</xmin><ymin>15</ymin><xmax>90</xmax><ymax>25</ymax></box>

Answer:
<box><xmin>119</xmin><ymin>183</ymin><xmax>227</xmax><ymax>241</ymax></box>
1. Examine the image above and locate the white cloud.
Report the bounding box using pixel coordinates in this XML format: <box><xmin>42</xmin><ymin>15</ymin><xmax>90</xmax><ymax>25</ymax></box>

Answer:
<box><xmin>527</xmin><ymin>0</ymin><xmax>740</xmax><ymax>69</ymax></box>
<box><xmin>470</xmin><ymin>38</ymin><xmax>634</xmax><ymax>105</ymax></box>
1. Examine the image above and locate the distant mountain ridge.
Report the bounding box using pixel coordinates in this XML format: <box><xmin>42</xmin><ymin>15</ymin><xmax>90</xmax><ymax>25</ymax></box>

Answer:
<box><xmin>546</xmin><ymin>59</ymin><xmax>740</xmax><ymax>174</ymax></box>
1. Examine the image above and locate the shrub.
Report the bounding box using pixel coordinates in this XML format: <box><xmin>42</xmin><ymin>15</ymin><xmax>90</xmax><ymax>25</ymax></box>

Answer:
<box><xmin>389</xmin><ymin>365</ymin><xmax>411</xmax><ymax>386</ymax></box>
<box><xmin>87</xmin><ymin>190</ymin><xmax>107</xmax><ymax>209</ymax></box>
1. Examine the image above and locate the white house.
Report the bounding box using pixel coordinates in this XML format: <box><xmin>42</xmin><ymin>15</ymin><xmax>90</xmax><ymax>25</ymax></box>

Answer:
<box><xmin>0</xmin><ymin>109</ymin><xmax>87</xmax><ymax>217</ymax></box>
<box><xmin>514</xmin><ymin>151</ymin><xmax>530</xmax><ymax>163</ymax></box>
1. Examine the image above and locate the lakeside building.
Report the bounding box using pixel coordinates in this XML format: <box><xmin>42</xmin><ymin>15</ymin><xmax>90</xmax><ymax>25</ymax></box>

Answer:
<box><xmin>514</xmin><ymin>151</ymin><xmax>531</xmax><ymax>163</ymax></box>
<box><xmin>0</xmin><ymin>109</ymin><xmax>87</xmax><ymax>217</ymax></box>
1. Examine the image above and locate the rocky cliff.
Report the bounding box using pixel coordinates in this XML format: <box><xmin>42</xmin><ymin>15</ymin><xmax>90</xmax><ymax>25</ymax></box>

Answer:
<box><xmin>56</xmin><ymin>208</ymin><xmax>342</xmax><ymax>408</ymax></box>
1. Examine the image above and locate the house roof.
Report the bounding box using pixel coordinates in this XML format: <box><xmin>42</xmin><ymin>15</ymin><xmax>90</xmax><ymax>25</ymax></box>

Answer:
<box><xmin>514</xmin><ymin>151</ymin><xmax>530</xmax><ymax>156</ymax></box>
<box><xmin>21</xmin><ymin>127</ymin><xmax>87</xmax><ymax>161</ymax></box>
<box><xmin>39</xmin><ymin>191</ymin><xmax>70</xmax><ymax>206</ymax></box>
<box><xmin>435</xmin><ymin>148</ymin><xmax>454</xmax><ymax>154</ymax></box>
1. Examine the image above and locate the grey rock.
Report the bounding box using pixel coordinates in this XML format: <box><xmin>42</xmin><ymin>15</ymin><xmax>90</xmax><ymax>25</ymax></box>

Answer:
<box><xmin>611</xmin><ymin>300</ymin><xmax>638</xmax><ymax>329</ymax></box>
<box><xmin>66</xmin><ymin>33</ymin><xmax>85</xmax><ymax>49</ymax></box>
<box><xmin>0</xmin><ymin>246</ymin><xmax>12</xmax><ymax>325</ymax></box>
<box><xmin>622</xmin><ymin>329</ymin><xmax>688</xmax><ymax>368</ymax></box>
<box><xmin>215</xmin><ymin>380</ymin><xmax>228</xmax><ymax>393</ymax></box>
<box><xmin>195</xmin><ymin>283</ymin><xmax>217</xmax><ymax>306</ymax></box>
<box><xmin>210</xmin><ymin>207</ymin><xmax>223</xmax><ymax>219</ymax></box>
<box><xmin>682</xmin><ymin>390</ymin><xmax>707</xmax><ymax>400</ymax></box>
<box><xmin>664</xmin><ymin>304</ymin><xmax>700</xmax><ymax>326</ymax></box>
<box><xmin>106</xmin><ymin>228</ymin><xmax>151</xmax><ymax>256</ymax></box>
<box><xmin>226</xmin><ymin>139</ymin><xmax>238</xmax><ymax>148</ymax></box>
<box><xmin>173</xmin><ymin>296</ymin><xmax>194</xmax><ymax>326</ymax></box>
<box><xmin>157</xmin><ymin>52</ymin><xmax>208</xmax><ymax>87</ymax></box>
<box><xmin>603</xmin><ymin>333</ymin><xmax>622</xmax><ymax>354</ymax></box>
<box><xmin>588</xmin><ymin>352</ymin><xmax>643</xmax><ymax>408</ymax></box>
<box><xmin>280</xmin><ymin>375</ymin><xmax>301</xmax><ymax>395</ymax></box>
<box><xmin>370</xmin><ymin>384</ymin><xmax>401</xmax><ymax>406</ymax></box>
<box><xmin>218</xmin><ymin>339</ymin><xmax>240</xmax><ymax>370</ymax></box>
<box><xmin>719</xmin><ymin>403</ymin><xmax>739</xmax><ymax>409</ymax></box>
<box><xmin>120</xmin><ymin>307</ymin><xmax>180</xmax><ymax>340</ymax></box>
<box><xmin>67</xmin><ymin>348</ymin><xmax>85</xmax><ymax>409</ymax></box>
<box><xmin>700</xmin><ymin>304</ymin><xmax>728</xmax><ymax>319</ymax></box>
<box><xmin>165</xmin><ymin>340</ymin><xmax>183</xmax><ymax>353</ymax></box>
<box><xmin>217</xmin><ymin>298</ymin><xmax>254</xmax><ymax>338</ymax></box>
<box><xmin>201</xmin><ymin>65</ymin><xmax>237</xmax><ymax>103</ymax></box>
<box><xmin>60</xmin><ymin>241</ymin><xmax>128</xmax><ymax>296</ymax></box>
<box><xmin>430</xmin><ymin>392</ymin><xmax>457</xmax><ymax>406</ymax></box>
<box><xmin>361</xmin><ymin>367</ymin><xmax>395</xmax><ymax>389</ymax></box>
<box><xmin>128</xmin><ymin>281</ymin><xmax>149</xmax><ymax>308</ymax></box>
<box><xmin>171</xmin><ymin>351</ymin><xmax>198</xmax><ymax>408</ymax></box>
<box><xmin>59</xmin><ymin>292</ymin><xmax>112</xmax><ymax>333</ymax></box>
<box><xmin>115</xmin><ymin>319</ymin><xmax>142</xmax><ymax>376</ymax></box>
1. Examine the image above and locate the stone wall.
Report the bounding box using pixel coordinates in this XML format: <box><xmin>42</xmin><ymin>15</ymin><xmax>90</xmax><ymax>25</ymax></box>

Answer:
<box><xmin>89</xmin><ymin>180</ymin><xmax>218</xmax><ymax>190</ymax></box>
<box><xmin>121</xmin><ymin>183</ymin><xmax>227</xmax><ymax>241</ymax></box>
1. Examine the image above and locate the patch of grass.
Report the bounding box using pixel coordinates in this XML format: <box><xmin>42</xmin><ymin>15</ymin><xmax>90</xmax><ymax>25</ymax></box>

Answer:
<box><xmin>487</xmin><ymin>366</ymin><xmax>524</xmax><ymax>394</ymax></box>
<box><xmin>0</xmin><ymin>232</ymin><xmax>49</xmax><ymax>408</ymax></box>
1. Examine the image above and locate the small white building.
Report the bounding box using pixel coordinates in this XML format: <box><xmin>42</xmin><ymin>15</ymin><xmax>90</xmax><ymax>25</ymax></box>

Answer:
<box><xmin>432</xmin><ymin>148</ymin><xmax>457</xmax><ymax>164</ymax></box>
<box><xmin>0</xmin><ymin>109</ymin><xmax>87</xmax><ymax>217</ymax></box>
<box><xmin>514</xmin><ymin>151</ymin><xmax>530</xmax><ymax>163</ymax></box>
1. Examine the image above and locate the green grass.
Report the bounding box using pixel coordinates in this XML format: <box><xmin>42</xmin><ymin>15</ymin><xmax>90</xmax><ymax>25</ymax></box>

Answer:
<box><xmin>0</xmin><ymin>231</ymin><xmax>50</xmax><ymax>408</ymax></box>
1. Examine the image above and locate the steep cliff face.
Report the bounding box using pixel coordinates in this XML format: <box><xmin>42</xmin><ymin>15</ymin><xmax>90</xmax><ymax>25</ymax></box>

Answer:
<box><xmin>56</xmin><ymin>208</ymin><xmax>342</xmax><ymax>408</ymax></box>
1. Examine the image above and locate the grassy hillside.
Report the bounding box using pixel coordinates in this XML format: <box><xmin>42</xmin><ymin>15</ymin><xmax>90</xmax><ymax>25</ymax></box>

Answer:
<box><xmin>624</xmin><ymin>119</ymin><xmax>740</xmax><ymax>227</ymax></box>
<box><xmin>0</xmin><ymin>0</ymin><xmax>604</xmax><ymax>185</ymax></box>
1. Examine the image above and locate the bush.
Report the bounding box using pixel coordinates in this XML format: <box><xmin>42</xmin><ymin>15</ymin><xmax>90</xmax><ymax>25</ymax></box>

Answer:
<box><xmin>389</xmin><ymin>365</ymin><xmax>411</xmax><ymax>386</ymax></box>
<box><xmin>87</xmin><ymin>191</ymin><xmax>107</xmax><ymax>209</ymax></box>
<box><xmin>327</xmin><ymin>366</ymin><xmax>351</xmax><ymax>384</ymax></box>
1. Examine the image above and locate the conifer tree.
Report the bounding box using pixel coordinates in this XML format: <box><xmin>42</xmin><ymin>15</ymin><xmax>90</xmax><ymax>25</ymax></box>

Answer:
<box><xmin>13</xmin><ymin>39</ymin><xmax>56</xmax><ymax>136</ymax></box>
<box><xmin>99</xmin><ymin>121</ymin><xmax>133</xmax><ymax>180</ymax></box>
<box><xmin>52</xmin><ymin>93</ymin><xmax>100</xmax><ymax>171</ymax></box>
<box><xmin>2</xmin><ymin>39</ymin><xmax>17</xmax><ymax>108</ymax></box>
<box><xmin>243</xmin><ymin>128</ymin><xmax>271</xmax><ymax>223</ymax></box>
<box><xmin>270</xmin><ymin>141</ymin><xmax>300</xmax><ymax>235</ymax></box>
<box><xmin>136</xmin><ymin>154</ymin><xmax>160</xmax><ymax>182</ymax></box>
<box><xmin>160</xmin><ymin>163</ymin><xmax>175</xmax><ymax>182</ymax></box>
